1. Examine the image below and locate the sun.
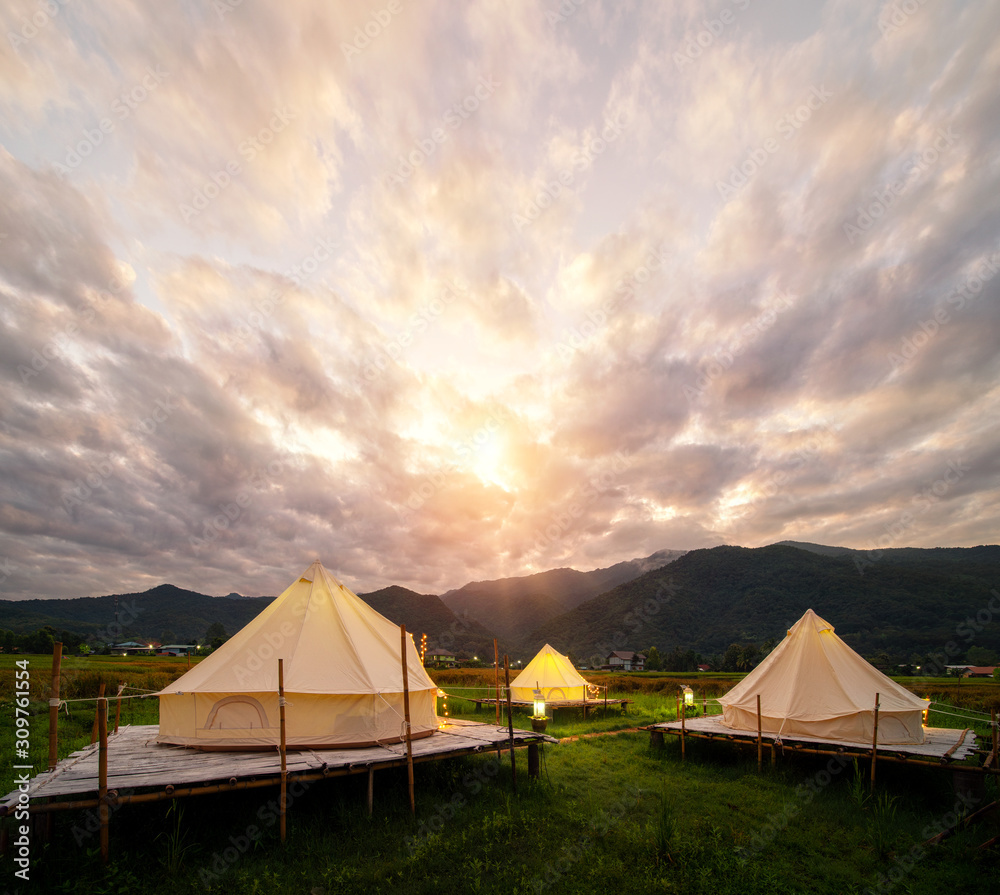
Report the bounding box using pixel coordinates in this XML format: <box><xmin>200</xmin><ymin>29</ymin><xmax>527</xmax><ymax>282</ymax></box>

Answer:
<box><xmin>470</xmin><ymin>438</ymin><xmax>513</xmax><ymax>492</ymax></box>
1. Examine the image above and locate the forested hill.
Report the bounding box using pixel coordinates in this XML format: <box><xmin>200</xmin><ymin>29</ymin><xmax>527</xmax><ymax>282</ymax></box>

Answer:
<box><xmin>523</xmin><ymin>544</ymin><xmax>1000</xmax><ymax>663</ymax></box>
<box><xmin>0</xmin><ymin>583</ymin><xmax>498</xmax><ymax>657</ymax></box>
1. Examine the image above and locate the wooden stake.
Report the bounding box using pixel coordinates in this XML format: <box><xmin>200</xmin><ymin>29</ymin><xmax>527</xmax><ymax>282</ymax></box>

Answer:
<box><xmin>756</xmin><ymin>695</ymin><xmax>763</xmax><ymax>771</ymax></box>
<box><xmin>680</xmin><ymin>691</ymin><xmax>686</xmax><ymax>761</ymax></box>
<box><xmin>90</xmin><ymin>682</ymin><xmax>106</xmax><ymax>744</ymax></box>
<box><xmin>114</xmin><ymin>682</ymin><xmax>124</xmax><ymax>734</ymax></box>
<box><xmin>278</xmin><ymin>659</ymin><xmax>287</xmax><ymax>843</ymax></box>
<box><xmin>992</xmin><ymin>707</ymin><xmax>998</xmax><ymax>767</ymax></box>
<box><xmin>98</xmin><ymin>697</ymin><xmax>109</xmax><ymax>863</ymax></box>
<box><xmin>48</xmin><ymin>642</ymin><xmax>62</xmax><ymax>771</ymax></box>
<box><xmin>870</xmin><ymin>693</ymin><xmax>880</xmax><ymax>787</ymax></box>
<box><xmin>494</xmin><ymin>639</ymin><xmax>500</xmax><ymax>726</ymax></box>
<box><xmin>367</xmin><ymin>767</ymin><xmax>374</xmax><ymax>817</ymax></box>
<box><xmin>504</xmin><ymin>655</ymin><xmax>516</xmax><ymax>794</ymax></box>
<box><xmin>528</xmin><ymin>743</ymin><xmax>540</xmax><ymax>779</ymax></box>
<box><xmin>400</xmin><ymin>625</ymin><xmax>415</xmax><ymax>815</ymax></box>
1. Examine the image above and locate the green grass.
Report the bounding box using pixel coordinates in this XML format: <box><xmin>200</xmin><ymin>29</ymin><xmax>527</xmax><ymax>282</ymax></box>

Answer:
<box><xmin>2</xmin><ymin>655</ymin><xmax>999</xmax><ymax>894</ymax></box>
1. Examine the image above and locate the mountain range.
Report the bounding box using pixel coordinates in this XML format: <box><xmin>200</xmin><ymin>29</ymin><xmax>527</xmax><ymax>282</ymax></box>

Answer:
<box><xmin>2</xmin><ymin>543</ymin><xmax>998</xmax><ymax>664</ymax></box>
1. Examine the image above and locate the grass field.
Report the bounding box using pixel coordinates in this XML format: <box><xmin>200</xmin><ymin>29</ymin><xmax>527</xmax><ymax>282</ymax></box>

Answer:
<box><xmin>2</xmin><ymin>655</ymin><xmax>999</xmax><ymax>894</ymax></box>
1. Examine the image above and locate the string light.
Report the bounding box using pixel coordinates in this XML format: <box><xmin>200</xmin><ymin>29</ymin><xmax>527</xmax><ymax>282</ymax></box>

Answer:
<box><xmin>419</xmin><ymin>633</ymin><xmax>428</xmax><ymax>665</ymax></box>
<box><xmin>437</xmin><ymin>687</ymin><xmax>449</xmax><ymax>727</ymax></box>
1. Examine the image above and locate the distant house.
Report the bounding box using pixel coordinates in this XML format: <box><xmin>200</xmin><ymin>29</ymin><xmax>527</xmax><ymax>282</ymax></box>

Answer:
<box><xmin>112</xmin><ymin>641</ymin><xmax>154</xmax><ymax>656</ymax></box>
<box><xmin>157</xmin><ymin>644</ymin><xmax>197</xmax><ymax>657</ymax></box>
<box><xmin>428</xmin><ymin>653</ymin><xmax>457</xmax><ymax>666</ymax></box>
<box><xmin>697</xmin><ymin>664</ymin><xmax>712</xmax><ymax>672</ymax></box>
<box><xmin>606</xmin><ymin>651</ymin><xmax>646</xmax><ymax>671</ymax></box>
<box><xmin>965</xmin><ymin>666</ymin><xmax>997</xmax><ymax>678</ymax></box>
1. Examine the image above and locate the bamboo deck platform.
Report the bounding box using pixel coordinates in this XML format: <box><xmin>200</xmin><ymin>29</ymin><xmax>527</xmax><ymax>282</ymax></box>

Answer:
<box><xmin>1</xmin><ymin>720</ymin><xmax>557</xmax><ymax>815</ymax></box>
<box><xmin>470</xmin><ymin>698</ymin><xmax>631</xmax><ymax>714</ymax></box>
<box><xmin>644</xmin><ymin>716</ymin><xmax>984</xmax><ymax>766</ymax></box>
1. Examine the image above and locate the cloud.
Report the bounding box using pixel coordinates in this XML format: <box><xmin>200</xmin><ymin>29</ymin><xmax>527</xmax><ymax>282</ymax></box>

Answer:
<box><xmin>1</xmin><ymin>0</ymin><xmax>999</xmax><ymax>602</ymax></box>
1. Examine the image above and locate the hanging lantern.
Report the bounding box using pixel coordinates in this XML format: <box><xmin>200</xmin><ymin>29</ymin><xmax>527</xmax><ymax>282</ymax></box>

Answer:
<box><xmin>532</xmin><ymin>688</ymin><xmax>547</xmax><ymax>719</ymax></box>
<box><xmin>683</xmin><ymin>685</ymin><xmax>694</xmax><ymax>707</ymax></box>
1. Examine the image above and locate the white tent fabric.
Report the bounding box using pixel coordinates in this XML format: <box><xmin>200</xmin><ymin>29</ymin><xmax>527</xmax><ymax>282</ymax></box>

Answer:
<box><xmin>718</xmin><ymin>609</ymin><xmax>929</xmax><ymax>745</ymax></box>
<box><xmin>157</xmin><ymin>561</ymin><xmax>438</xmax><ymax>749</ymax></box>
<box><xmin>510</xmin><ymin>643</ymin><xmax>591</xmax><ymax>702</ymax></box>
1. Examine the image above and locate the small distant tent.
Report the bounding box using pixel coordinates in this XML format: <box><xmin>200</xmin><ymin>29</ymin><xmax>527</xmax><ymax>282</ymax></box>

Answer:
<box><xmin>718</xmin><ymin>609</ymin><xmax>929</xmax><ymax>745</ymax></box>
<box><xmin>157</xmin><ymin>561</ymin><xmax>438</xmax><ymax>750</ymax></box>
<box><xmin>510</xmin><ymin>644</ymin><xmax>591</xmax><ymax>703</ymax></box>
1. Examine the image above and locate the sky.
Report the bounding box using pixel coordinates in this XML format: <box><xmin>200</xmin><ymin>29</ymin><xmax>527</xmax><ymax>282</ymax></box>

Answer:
<box><xmin>1</xmin><ymin>0</ymin><xmax>998</xmax><ymax>601</ymax></box>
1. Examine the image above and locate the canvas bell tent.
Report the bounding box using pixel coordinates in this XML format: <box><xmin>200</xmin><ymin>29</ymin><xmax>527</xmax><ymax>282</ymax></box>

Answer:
<box><xmin>511</xmin><ymin>643</ymin><xmax>591</xmax><ymax>702</ymax></box>
<box><xmin>718</xmin><ymin>608</ymin><xmax>929</xmax><ymax>745</ymax></box>
<box><xmin>157</xmin><ymin>561</ymin><xmax>438</xmax><ymax>750</ymax></box>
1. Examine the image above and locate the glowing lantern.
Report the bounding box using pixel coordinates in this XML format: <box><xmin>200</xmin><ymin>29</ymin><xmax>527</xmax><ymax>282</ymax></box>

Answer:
<box><xmin>683</xmin><ymin>685</ymin><xmax>694</xmax><ymax>707</ymax></box>
<box><xmin>532</xmin><ymin>687</ymin><xmax>547</xmax><ymax>719</ymax></box>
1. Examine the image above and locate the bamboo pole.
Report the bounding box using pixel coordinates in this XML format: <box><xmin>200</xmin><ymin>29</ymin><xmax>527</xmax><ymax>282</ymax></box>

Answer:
<box><xmin>98</xmin><ymin>697</ymin><xmax>109</xmax><ymax>863</ymax></box>
<box><xmin>504</xmin><ymin>655</ymin><xmax>516</xmax><ymax>794</ymax></box>
<box><xmin>114</xmin><ymin>682</ymin><xmax>124</xmax><ymax>734</ymax></box>
<box><xmin>680</xmin><ymin>691</ymin><xmax>686</xmax><ymax>761</ymax></box>
<box><xmin>48</xmin><ymin>642</ymin><xmax>63</xmax><ymax>771</ymax></box>
<box><xmin>870</xmin><ymin>693</ymin><xmax>880</xmax><ymax>787</ymax></box>
<box><xmin>400</xmin><ymin>625</ymin><xmax>415</xmax><ymax>815</ymax></box>
<box><xmin>90</xmin><ymin>682</ymin><xmax>106</xmax><ymax>744</ymax></box>
<box><xmin>278</xmin><ymin>659</ymin><xmax>287</xmax><ymax>843</ymax></box>
<box><xmin>494</xmin><ymin>639</ymin><xmax>500</xmax><ymax>726</ymax></box>
<box><xmin>756</xmin><ymin>695</ymin><xmax>762</xmax><ymax>771</ymax></box>
<box><xmin>992</xmin><ymin>707</ymin><xmax>998</xmax><ymax>767</ymax></box>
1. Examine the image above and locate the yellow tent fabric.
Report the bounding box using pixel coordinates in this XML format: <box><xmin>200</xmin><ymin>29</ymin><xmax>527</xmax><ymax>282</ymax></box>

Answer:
<box><xmin>718</xmin><ymin>608</ymin><xmax>928</xmax><ymax>745</ymax></box>
<box><xmin>157</xmin><ymin>561</ymin><xmax>438</xmax><ymax>749</ymax></box>
<box><xmin>511</xmin><ymin>643</ymin><xmax>591</xmax><ymax>702</ymax></box>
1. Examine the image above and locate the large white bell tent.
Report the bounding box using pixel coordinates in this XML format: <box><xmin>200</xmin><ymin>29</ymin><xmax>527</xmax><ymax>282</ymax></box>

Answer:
<box><xmin>718</xmin><ymin>608</ymin><xmax>929</xmax><ymax>745</ymax></box>
<box><xmin>157</xmin><ymin>561</ymin><xmax>438</xmax><ymax>750</ymax></box>
<box><xmin>510</xmin><ymin>643</ymin><xmax>591</xmax><ymax>702</ymax></box>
